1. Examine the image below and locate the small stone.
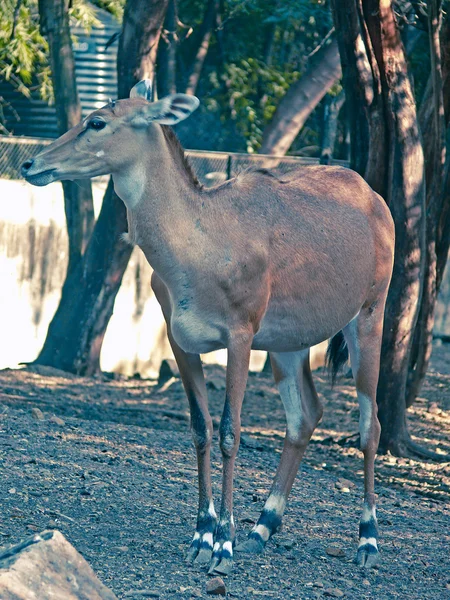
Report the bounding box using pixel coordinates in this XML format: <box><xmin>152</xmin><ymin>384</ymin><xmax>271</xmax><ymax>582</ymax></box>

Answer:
<box><xmin>276</xmin><ymin>538</ymin><xmax>296</xmax><ymax>550</ymax></box>
<box><xmin>335</xmin><ymin>478</ymin><xmax>355</xmax><ymax>491</ymax></box>
<box><xmin>8</xmin><ymin>488</ymin><xmax>16</xmax><ymax>494</ymax></box>
<box><xmin>47</xmin><ymin>519</ymin><xmax>58</xmax><ymax>529</ymax></box>
<box><xmin>325</xmin><ymin>546</ymin><xmax>345</xmax><ymax>557</ymax></box>
<box><xmin>116</xmin><ymin>546</ymin><xmax>129</xmax><ymax>552</ymax></box>
<box><xmin>123</xmin><ymin>591</ymin><xmax>160</xmax><ymax>598</ymax></box>
<box><xmin>323</xmin><ymin>588</ymin><xmax>345</xmax><ymax>598</ymax></box>
<box><xmin>362</xmin><ymin>579</ymin><xmax>370</xmax><ymax>586</ymax></box>
<box><xmin>206</xmin><ymin>576</ymin><xmax>226</xmax><ymax>596</ymax></box>
<box><xmin>26</xmin><ymin>524</ymin><xmax>39</xmax><ymax>532</ymax></box>
<box><xmin>207</xmin><ymin>378</ymin><xmax>226</xmax><ymax>391</ymax></box>
<box><xmin>31</xmin><ymin>407</ymin><xmax>44</xmax><ymax>420</ymax></box>
<box><xmin>241</xmin><ymin>517</ymin><xmax>256</xmax><ymax>525</ymax></box>
<box><xmin>313</xmin><ymin>581</ymin><xmax>324</xmax><ymax>588</ymax></box>
<box><xmin>158</xmin><ymin>359</ymin><xmax>179</xmax><ymax>384</ymax></box>
<box><xmin>50</xmin><ymin>415</ymin><xmax>65</xmax><ymax>426</ymax></box>
<box><xmin>191</xmin><ymin>591</ymin><xmax>202</xmax><ymax>598</ymax></box>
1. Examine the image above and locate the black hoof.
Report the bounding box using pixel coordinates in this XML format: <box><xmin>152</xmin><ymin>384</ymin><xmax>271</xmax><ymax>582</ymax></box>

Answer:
<box><xmin>235</xmin><ymin>537</ymin><xmax>265</xmax><ymax>554</ymax></box>
<box><xmin>356</xmin><ymin>544</ymin><xmax>380</xmax><ymax>568</ymax></box>
<box><xmin>187</xmin><ymin>532</ymin><xmax>214</xmax><ymax>564</ymax></box>
<box><xmin>208</xmin><ymin>541</ymin><xmax>233</xmax><ymax>576</ymax></box>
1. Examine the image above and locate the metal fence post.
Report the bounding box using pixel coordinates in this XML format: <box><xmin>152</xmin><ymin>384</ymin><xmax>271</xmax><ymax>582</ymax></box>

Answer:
<box><xmin>226</xmin><ymin>154</ymin><xmax>232</xmax><ymax>181</ymax></box>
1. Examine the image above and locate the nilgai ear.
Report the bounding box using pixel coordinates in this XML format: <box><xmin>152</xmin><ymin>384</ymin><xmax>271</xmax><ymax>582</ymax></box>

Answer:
<box><xmin>130</xmin><ymin>79</ymin><xmax>153</xmax><ymax>101</ymax></box>
<box><xmin>130</xmin><ymin>94</ymin><xmax>200</xmax><ymax>127</ymax></box>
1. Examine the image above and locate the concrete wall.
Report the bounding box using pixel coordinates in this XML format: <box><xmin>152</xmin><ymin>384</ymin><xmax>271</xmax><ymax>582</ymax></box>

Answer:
<box><xmin>0</xmin><ymin>178</ymin><xmax>269</xmax><ymax>377</ymax></box>
<box><xmin>2</xmin><ymin>178</ymin><xmax>448</xmax><ymax>378</ymax></box>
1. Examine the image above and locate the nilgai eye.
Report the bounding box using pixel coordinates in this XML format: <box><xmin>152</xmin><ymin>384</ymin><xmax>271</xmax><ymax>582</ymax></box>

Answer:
<box><xmin>89</xmin><ymin>119</ymin><xmax>106</xmax><ymax>131</ymax></box>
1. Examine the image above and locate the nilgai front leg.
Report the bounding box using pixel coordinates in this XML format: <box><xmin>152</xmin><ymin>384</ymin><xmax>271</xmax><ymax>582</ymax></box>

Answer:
<box><xmin>208</xmin><ymin>331</ymin><xmax>253</xmax><ymax>575</ymax></box>
<box><xmin>152</xmin><ymin>275</ymin><xmax>216</xmax><ymax>564</ymax></box>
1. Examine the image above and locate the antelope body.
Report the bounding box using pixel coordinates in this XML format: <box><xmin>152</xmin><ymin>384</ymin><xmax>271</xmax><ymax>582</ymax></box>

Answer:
<box><xmin>22</xmin><ymin>80</ymin><xmax>395</xmax><ymax>574</ymax></box>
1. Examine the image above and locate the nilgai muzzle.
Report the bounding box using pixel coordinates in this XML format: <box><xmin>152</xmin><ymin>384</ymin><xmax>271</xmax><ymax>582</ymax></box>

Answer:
<box><xmin>22</xmin><ymin>79</ymin><xmax>395</xmax><ymax>574</ymax></box>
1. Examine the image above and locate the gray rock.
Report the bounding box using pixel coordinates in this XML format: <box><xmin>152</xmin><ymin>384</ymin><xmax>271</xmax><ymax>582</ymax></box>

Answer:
<box><xmin>0</xmin><ymin>530</ymin><xmax>117</xmax><ymax>599</ymax></box>
<box><xmin>323</xmin><ymin>588</ymin><xmax>345</xmax><ymax>598</ymax></box>
<box><xmin>206</xmin><ymin>576</ymin><xmax>226</xmax><ymax>596</ymax></box>
<box><xmin>158</xmin><ymin>359</ymin><xmax>179</xmax><ymax>385</ymax></box>
<box><xmin>31</xmin><ymin>408</ymin><xmax>44</xmax><ymax>421</ymax></box>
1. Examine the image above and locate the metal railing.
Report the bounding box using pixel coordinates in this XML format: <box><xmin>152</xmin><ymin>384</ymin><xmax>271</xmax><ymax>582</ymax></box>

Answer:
<box><xmin>0</xmin><ymin>135</ymin><xmax>348</xmax><ymax>187</ymax></box>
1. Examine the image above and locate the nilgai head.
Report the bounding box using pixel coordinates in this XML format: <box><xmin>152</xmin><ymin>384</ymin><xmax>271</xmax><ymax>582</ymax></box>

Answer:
<box><xmin>21</xmin><ymin>80</ymin><xmax>199</xmax><ymax>186</ymax></box>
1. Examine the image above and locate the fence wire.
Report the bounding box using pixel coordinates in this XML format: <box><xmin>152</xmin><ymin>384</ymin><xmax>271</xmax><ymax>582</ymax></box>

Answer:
<box><xmin>0</xmin><ymin>136</ymin><xmax>347</xmax><ymax>187</ymax></box>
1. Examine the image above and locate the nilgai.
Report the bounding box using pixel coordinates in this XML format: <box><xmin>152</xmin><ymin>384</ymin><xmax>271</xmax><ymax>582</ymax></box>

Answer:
<box><xmin>22</xmin><ymin>79</ymin><xmax>395</xmax><ymax>574</ymax></box>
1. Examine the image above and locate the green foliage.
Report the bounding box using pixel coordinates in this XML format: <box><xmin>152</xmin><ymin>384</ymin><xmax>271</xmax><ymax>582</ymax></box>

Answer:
<box><xmin>209</xmin><ymin>58</ymin><xmax>299</xmax><ymax>152</ymax></box>
<box><xmin>0</xmin><ymin>0</ymin><xmax>122</xmax><ymax>104</ymax></box>
<box><xmin>0</xmin><ymin>0</ymin><xmax>50</xmax><ymax>99</ymax></box>
<box><xmin>92</xmin><ymin>0</ymin><xmax>125</xmax><ymax>22</ymax></box>
<box><xmin>188</xmin><ymin>0</ymin><xmax>333</xmax><ymax>151</ymax></box>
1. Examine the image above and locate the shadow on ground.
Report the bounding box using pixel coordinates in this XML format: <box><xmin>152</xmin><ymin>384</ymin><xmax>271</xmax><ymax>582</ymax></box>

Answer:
<box><xmin>0</xmin><ymin>344</ymin><xmax>449</xmax><ymax>599</ymax></box>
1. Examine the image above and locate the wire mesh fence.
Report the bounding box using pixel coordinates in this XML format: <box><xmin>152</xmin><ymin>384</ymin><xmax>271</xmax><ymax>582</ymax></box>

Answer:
<box><xmin>0</xmin><ymin>136</ymin><xmax>348</xmax><ymax>187</ymax></box>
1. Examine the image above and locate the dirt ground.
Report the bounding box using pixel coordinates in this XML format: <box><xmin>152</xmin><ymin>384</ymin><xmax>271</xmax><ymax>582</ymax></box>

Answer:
<box><xmin>0</xmin><ymin>344</ymin><xmax>449</xmax><ymax>600</ymax></box>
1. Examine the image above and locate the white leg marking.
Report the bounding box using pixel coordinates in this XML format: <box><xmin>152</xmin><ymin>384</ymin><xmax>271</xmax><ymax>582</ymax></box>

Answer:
<box><xmin>253</xmin><ymin>524</ymin><xmax>271</xmax><ymax>542</ymax></box>
<box><xmin>213</xmin><ymin>542</ymin><xmax>220</xmax><ymax>552</ymax></box>
<box><xmin>358</xmin><ymin>537</ymin><xmax>378</xmax><ymax>549</ymax></box>
<box><xmin>278</xmin><ymin>378</ymin><xmax>302</xmax><ymax>439</ymax></box>
<box><xmin>223</xmin><ymin>541</ymin><xmax>233</xmax><ymax>555</ymax></box>
<box><xmin>361</xmin><ymin>504</ymin><xmax>376</xmax><ymax>523</ymax></box>
<box><xmin>263</xmin><ymin>493</ymin><xmax>286</xmax><ymax>515</ymax></box>
<box><xmin>345</xmin><ymin>317</ymin><xmax>374</xmax><ymax>449</ymax></box>
<box><xmin>203</xmin><ymin>532</ymin><xmax>213</xmax><ymax>547</ymax></box>
<box><xmin>208</xmin><ymin>501</ymin><xmax>217</xmax><ymax>519</ymax></box>
<box><xmin>358</xmin><ymin>392</ymin><xmax>373</xmax><ymax>448</ymax></box>
<box><xmin>272</xmin><ymin>351</ymin><xmax>308</xmax><ymax>441</ymax></box>
<box><xmin>193</xmin><ymin>531</ymin><xmax>200</xmax><ymax>541</ymax></box>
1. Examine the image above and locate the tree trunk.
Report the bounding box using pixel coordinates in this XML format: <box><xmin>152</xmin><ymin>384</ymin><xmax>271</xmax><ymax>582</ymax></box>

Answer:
<box><xmin>184</xmin><ymin>0</ymin><xmax>218</xmax><ymax>95</ymax></box>
<box><xmin>38</xmin><ymin>0</ymin><xmax>94</xmax><ymax>275</ymax></box>
<box><xmin>320</xmin><ymin>90</ymin><xmax>345</xmax><ymax>164</ymax></box>
<box><xmin>158</xmin><ymin>0</ymin><xmax>177</xmax><ymax>97</ymax></box>
<box><xmin>332</xmin><ymin>0</ymin><xmax>385</xmax><ymax>179</ymax></box>
<box><xmin>407</xmin><ymin>5</ymin><xmax>450</xmax><ymax>407</ymax></box>
<box><xmin>259</xmin><ymin>37</ymin><xmax>342</xmax><ymax>156</ymax></box>
<box><xmin>263</xmin><ymin>21</ymin><xmax>277</xmax><ymax>66</ymax></box>
<box><xmin>117</xmin><ymin>0</ymin><xmax>169</xmax><ymax>98</ymax></box>
<box><xmin>35</xmin><ymin>0</ymin><xmax>169</xmax><ymax>375</ymax></box>
<box><xmin>365</xmin><ymin>0</ymin><xmax>426</xmax><ymax>456</ymax></box>
<box><xmin>333</xmin><ymin>0</ymin><xmax>427</xmax><ymax>456</ymax></box>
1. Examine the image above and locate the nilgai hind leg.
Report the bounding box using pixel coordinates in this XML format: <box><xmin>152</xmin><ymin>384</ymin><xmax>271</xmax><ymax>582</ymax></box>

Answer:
<box><xmin>343</xmin><ymin>301</ymin><xmax>386</xmax><ymax>567</ymax></box>
<box><xmin>236</xmin><ymin>349</ymin><xmax>323</xmax><ymax>553</ymax></box>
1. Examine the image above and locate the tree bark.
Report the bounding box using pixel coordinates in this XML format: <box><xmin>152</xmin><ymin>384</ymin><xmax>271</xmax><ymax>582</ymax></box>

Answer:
<box><xmin>259</xmin><ymin>37</ymin><xmax>342</xmax><ymax>156</ymax></box>
<box><xmin>365</xmin><ymin>0</ymin><xmax>426</xmax><ymax>456</ymax></box>
<box><xmin>158</xmin><ymin>0</ymin><xmax>177</xmax><ymax>97</ymax></box>
<box><xmin>333</xmin><ymin>0</ymin><xmax>387</xmax><ymax>178</ymax></box>
<box><xmin>320</xmin><ymin>90</ymin><xmax>345</xmax><ymax>164</ymax></box>
<box><xmin>333</xmin><ymin>0</ymin><xmax>427</xmax><ymax>456</ymax></box>
<box><xmin>184</xmin><ymin>0</ymin><xmax>218</xmax><ymax>95</ymax></box>
<box><xmin>263</xmin><ymin>21</ymin><xmax>277</xmax><ymax>66</ymax></box>
<box><xmin>38</xmin><ymin>0</ymin><xmax>94</xmax><ymax>274</ymax></box>
<box><xmin>117</xmin><ymin>0</ymin><xmax>169</xmax><ymax>98</ymax></box>
<box><xmin>406</xmin><ymin>3</ymin><xmax>448</xmax><ymax>407</ymax></box>
<box><xmin>35</xmin><ymin>0</ymin><xmax>169</xmax><ymax>375</ymax></box>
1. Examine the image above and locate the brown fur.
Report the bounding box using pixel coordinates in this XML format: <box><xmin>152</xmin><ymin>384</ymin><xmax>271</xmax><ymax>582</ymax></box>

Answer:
<box><xmin>22</xmin><ymin>95</ymin><xmax>395</xmax><ymax>573</ymax></box>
